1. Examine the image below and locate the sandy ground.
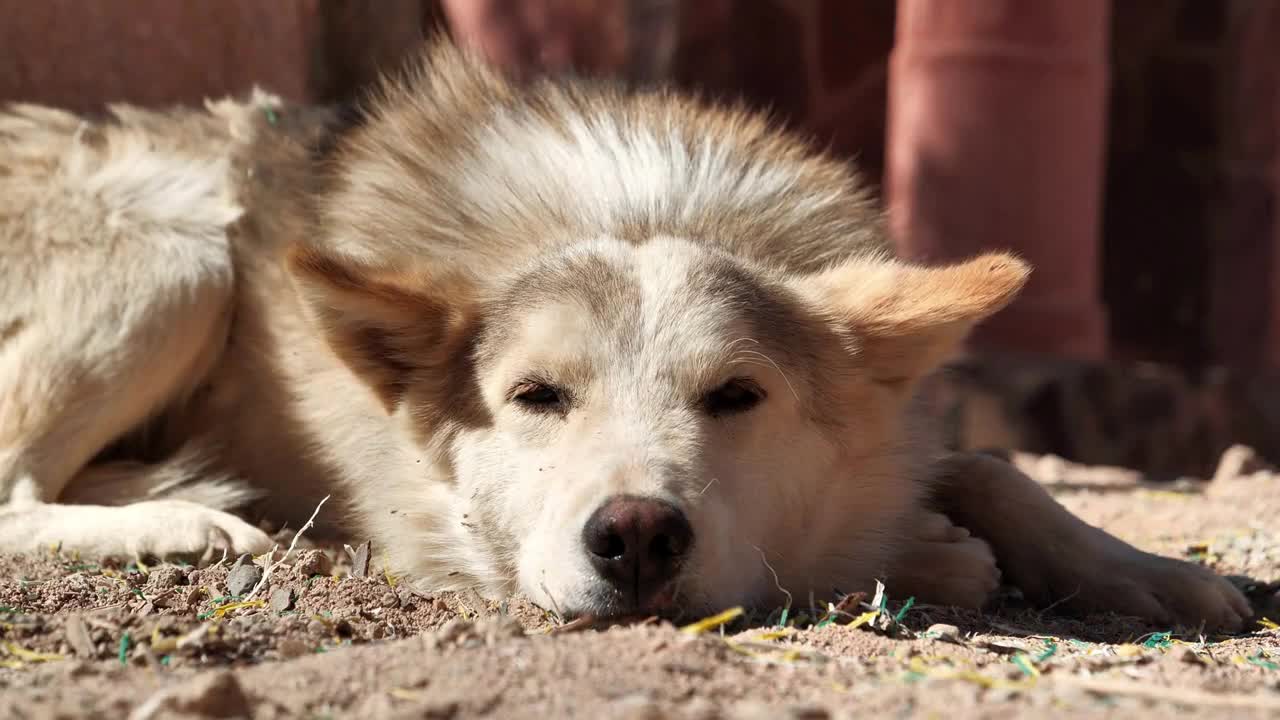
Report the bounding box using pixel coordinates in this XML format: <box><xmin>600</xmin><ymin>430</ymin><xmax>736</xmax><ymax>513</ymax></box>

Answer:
<box><xmin>2</xmin><ymin>450</ymin><xmax>1278</xmax><ymax>719</ymax></box>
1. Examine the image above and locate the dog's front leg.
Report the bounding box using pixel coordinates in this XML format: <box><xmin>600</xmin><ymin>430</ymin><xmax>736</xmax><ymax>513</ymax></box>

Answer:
<box><xmin>0</xmin><ymin>499</ymin><xmax>271</xmax><ymax>561</ymax></box>
<box><xmin>930</xmin><ymin>451</ymin><xmax>1251</xmax><ymax>631</ymax></box>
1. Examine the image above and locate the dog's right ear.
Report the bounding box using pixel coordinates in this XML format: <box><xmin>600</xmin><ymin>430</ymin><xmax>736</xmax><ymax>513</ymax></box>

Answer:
<box><xmin>287</xmin><ymin>244</ymin><xmax>477</xmax><ymax>412</ymax></box>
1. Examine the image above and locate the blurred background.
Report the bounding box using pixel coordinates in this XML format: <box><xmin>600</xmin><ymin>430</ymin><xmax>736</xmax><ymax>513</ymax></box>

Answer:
<box><xmin>4</xmin><ymin>0</ymin><xmax>1280</xmax><ymax>477</ymax></box>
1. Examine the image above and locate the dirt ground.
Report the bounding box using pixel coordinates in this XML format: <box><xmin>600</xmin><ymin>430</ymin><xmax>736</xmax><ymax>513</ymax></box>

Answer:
<box><xmin>2</xmin><ymin>450</ymin><xmax>1278</xmax><ymax>719</ymax></box>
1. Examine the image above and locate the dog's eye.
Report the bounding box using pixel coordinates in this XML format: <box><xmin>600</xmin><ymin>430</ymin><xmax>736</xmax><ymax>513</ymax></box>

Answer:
<box><xmin>511</xmin><ymin>381</ymin><xmax>565</xmax><ymax>411</ymax></box>
<box><xmin>703</xmin><ymin>378</ymin><xmax>765</xmax><ymax>417</ymax></box>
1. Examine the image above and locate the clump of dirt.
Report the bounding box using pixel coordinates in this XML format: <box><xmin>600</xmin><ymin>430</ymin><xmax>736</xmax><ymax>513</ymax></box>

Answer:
<box><xmin>2</xmin><ymin>450</ymin><xmax>1279</xmax><ymax>719</ymax></box>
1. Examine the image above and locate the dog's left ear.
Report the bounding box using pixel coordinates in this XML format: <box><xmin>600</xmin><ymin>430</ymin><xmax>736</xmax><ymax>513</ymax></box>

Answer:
<box><xmin>801</xmin><ymin>252</ymin><xmax>1030</xmax><ymax>386</ymax></box>
<box><xmin>287</xmin><ymin>244</ymin><xmax>478</xmax><ymax>412</ymax></box>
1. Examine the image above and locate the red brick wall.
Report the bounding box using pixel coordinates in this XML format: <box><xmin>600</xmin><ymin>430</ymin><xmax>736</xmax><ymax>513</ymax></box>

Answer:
<box><xmin>0</xmin><ymin>0</ymin><xmax>430</xmax><ymax>110</ymax></box>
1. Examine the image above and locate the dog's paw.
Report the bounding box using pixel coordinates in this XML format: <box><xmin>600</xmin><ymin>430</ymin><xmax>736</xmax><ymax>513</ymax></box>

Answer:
<box><xmin>889</xmin><ymin>512</ymin><xmax>1002</xmax><ymax>609</ymax></box>
<box><xmin>120</xmin><ymin>500</ymin><xmax>273</xmax><ymax>560</ymax></box>
<box><xmin>1017</xmin><ymin>534</ymin><xmax>1252</xmax><ymax>632</ymax></box>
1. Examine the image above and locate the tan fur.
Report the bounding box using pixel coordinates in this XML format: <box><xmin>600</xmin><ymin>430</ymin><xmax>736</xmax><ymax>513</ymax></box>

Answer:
<box><xmin>0</xmin><ymin>40</ymin><xmax>1250</xmax><ymax>628</ymax></box>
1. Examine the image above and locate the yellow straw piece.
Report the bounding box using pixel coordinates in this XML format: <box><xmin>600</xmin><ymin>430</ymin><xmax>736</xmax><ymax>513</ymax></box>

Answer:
<box><xmin>680</xmin><ymin>606</ymin><xmax>744</xmax><ymax>635</ymax></box>
<box><xmin>4</xmin><ymin>643</ymin><xmax>63</xmax><ymax>663</ymax></box>
<box><xmin>210</xmin><ymin>600</ymin><xmax>267</xmax><ymax>619</ymax></box>
<box><xmin>847</xmin><ymin>610</ymin><xmax>879</xmax><ymax>629</ymax></box>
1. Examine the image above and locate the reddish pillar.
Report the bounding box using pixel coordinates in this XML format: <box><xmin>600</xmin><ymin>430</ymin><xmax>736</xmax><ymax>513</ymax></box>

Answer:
<box><xmin>1217</xmin><ymin>2</ymin><xmax>1280</xmax><ymax>372</ymax></box>
<box><xmin>1271</xmin><ymin>75</ymin><xmax>1280</xmax><ymax>369</ymax></box>
<box><xmin>887</xmin><ymin>1</ymin><xmax>1112</xmax><ymax>360</ymax></box>
<box><xmin>440</xmin><ymin>0</ymin><xmax>632</xmax><ymax>78</ymax></box>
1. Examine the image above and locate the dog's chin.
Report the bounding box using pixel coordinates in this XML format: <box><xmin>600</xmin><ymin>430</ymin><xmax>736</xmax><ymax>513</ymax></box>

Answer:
<box><xmin>561</xmin><ymin>584</ymin><xmax>705</xmax><ymax>625</ymax></box>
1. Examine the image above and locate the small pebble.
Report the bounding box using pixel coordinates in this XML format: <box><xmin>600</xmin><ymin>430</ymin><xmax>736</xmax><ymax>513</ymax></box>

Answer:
<box><xmin>1212</xmin><ymin>444</ymin><xmax>1270</xmax><ymax>484</ymax></box>
<box><xmin>269</xmin><ymin>587</ymin><xmax>295</xmax><ymax>614</ymax></box>
<box><xmin>351</xmin><ymin>540</ymin><xmax>372</xmax><ymax>578</ymax></box>
<box><xmin>292</xmin><ymin>550</ymin><xmax>331</xmax><ymax>578</ymax></box>
<box><xmin>225</xmin><ymin>554</ymin><xmax>263</xmax><ymax>597</ymax></box>
<box><xmin>924</xmin><ymin>623</ymin><xmax>961</xmax><ymax>642</ymax></box>
<box><xmin>395</xmin><ymin>583</ymin><xmax>421</xmax><ymax>608</ymax></box>
<box><xmin>140</xmin><ymin>670</ymin><xmax>251</xmax><ymax>718</ymax></box>
<box><xmin>150</xmin><ymin>590</ymin><xmax>180</xmax><ymax>610</ymax></box>
<box><xmin>181</xmin><ymin>588</ymin><xmax>207</xmax><ymax>612</ymax></box>
<box><xmin>144</xmin><ymin>565</ymin><xmax>188</xmax><ymax>591</ymax></box>
<box><xmin>63</xmin><ymin>615</ymin><xmax>95</xmax><ymax>658</ymax></box>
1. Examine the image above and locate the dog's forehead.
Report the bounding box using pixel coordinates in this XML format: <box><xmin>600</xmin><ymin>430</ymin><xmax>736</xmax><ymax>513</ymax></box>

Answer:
<box><xmin>484</xmin><ymin>237</ymin><xmax>796</xmax><ymax>366</ymax></box>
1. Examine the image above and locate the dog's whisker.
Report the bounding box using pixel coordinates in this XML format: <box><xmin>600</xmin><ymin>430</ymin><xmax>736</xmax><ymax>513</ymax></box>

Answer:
<box><xmin>752</xmin><ymin>543</ymin><xmax>793</xmax><ymax>613</ymax></box>
<box><xmin>539</xmin><ymin>577</ymin><xmax>566</xmax><ymax>624</ymax></box>
<box><xmin>734</xmin><ymin>349</ymin><xmax>800</xmax><ymax>403</ymax></box>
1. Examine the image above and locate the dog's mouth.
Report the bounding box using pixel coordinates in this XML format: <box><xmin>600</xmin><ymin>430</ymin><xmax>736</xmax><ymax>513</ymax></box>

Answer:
<box><xmin>632</xmin><ymin>584</ymin><xmax>678</xmax><ymax>615</ymax></box>
<box><xmin>563</xmin><ymin>582</ymin><xmax>694</xmax><ymax>625</ymax></box>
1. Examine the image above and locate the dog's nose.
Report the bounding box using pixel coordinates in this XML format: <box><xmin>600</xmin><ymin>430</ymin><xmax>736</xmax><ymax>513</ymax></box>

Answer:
<box><xmin>582</xmin><ymin>495</ymin><xmax>693</xmax><ymax>606</ymax></box>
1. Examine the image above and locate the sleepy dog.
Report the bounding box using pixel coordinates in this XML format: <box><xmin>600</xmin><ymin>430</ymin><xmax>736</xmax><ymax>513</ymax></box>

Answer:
<box><xmin>0</xmin><ymin>39</ymin><xmax>1250</xmax><ymax>630</ymax></box>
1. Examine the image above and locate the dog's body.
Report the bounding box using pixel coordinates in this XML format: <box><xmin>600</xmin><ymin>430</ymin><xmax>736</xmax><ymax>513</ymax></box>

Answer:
<box><xmin>0</xmin><ymin>42</ymin><xmax>1250</xmax><ymax>628</ymax></box>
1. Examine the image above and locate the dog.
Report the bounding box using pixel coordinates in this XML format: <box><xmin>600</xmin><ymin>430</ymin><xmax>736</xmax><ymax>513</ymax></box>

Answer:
<box><xmin>0</xmin><ymin>39</ymin><xmax>1251</xmax><ymax>630</ymax></box>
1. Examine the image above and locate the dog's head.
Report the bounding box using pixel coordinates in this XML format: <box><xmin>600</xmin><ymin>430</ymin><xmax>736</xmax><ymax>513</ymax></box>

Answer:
<box><xmin>285</xmin><ymin>40</ymin><xmax>1028</xmax><ymax>620</ymax></box>
<box><xmin>291</xmin><ymin>234</ymin><xmax>1026</xmax><ymax>618</ymax></box>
